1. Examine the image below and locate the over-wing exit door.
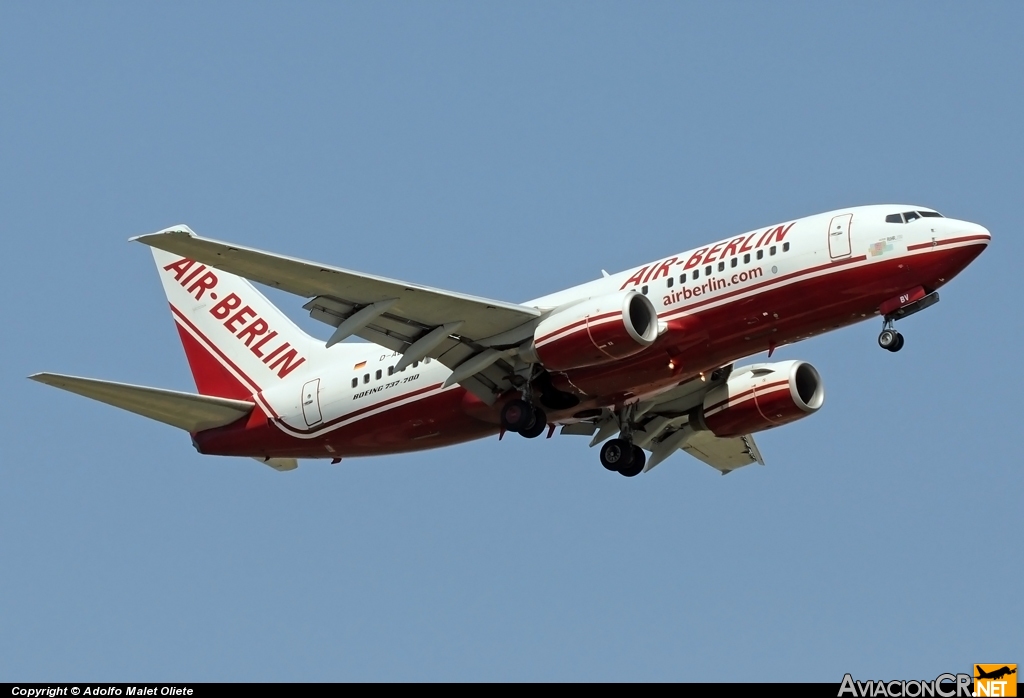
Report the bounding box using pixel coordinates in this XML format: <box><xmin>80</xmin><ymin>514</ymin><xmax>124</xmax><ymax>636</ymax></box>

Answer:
<box><xmin>301</xmin><ymin>378</ymin><xmax>322</xmax><ymax>426</ymax></box>
<box><xmin>828</xmin><ymin>213</ymin><xmax>853</xmax><ymax>259</ymax></box>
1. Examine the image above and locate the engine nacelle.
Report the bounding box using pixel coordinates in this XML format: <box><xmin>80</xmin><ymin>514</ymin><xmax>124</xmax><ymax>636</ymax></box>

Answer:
<box><xmin>693</xmin><ymin>360</ymin><xmax>824</xmax><ymax>437</ymax></box>
<box><xmin>522</xmin><ymin>291</ymin><xmax>659</xmax><ymax>371</ymax></box>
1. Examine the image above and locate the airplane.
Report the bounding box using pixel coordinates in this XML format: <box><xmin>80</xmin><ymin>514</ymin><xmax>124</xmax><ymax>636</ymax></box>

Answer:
<box><xmin>31</xmin><ymin>204</ymin><xmax>990</xmax><ymax>476</ymax></box>
<box><xmin>976</xmin><ymin>666</ymin><xmax>1016</xmax><ymax>681</ymax></box>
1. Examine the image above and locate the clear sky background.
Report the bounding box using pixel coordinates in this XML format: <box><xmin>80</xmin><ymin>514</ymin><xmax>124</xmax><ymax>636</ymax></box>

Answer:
<box><xmin>2</xmin><ymin>2</ymin><xmax>1020</xmax><ymax>682</ymax></box>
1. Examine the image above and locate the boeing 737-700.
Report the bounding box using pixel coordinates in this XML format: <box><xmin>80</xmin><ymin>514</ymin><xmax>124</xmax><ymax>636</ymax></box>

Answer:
<box><xmin>32</xmin><ymin>205</ymin><xmax>990</xmax><ymax>476</ymax></box>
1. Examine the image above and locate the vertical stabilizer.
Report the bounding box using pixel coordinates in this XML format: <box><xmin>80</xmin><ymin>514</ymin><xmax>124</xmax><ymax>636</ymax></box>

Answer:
<box><xmin>149</xmin><ymin>227</ymin><xmax>318</xmax><ymax>399</ymax></box>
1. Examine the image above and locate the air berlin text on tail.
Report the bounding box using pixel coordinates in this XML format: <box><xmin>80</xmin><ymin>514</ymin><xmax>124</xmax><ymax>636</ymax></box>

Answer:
<box><xmin>163</xmin><ymin>258</ymin><xmax>306</xmax><ymax>379</ymax></box>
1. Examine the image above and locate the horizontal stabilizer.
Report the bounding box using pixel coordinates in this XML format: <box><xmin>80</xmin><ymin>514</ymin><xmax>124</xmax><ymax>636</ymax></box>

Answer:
<box><xmin>29</xmin><ymin>373</ymin><xmax>254</xmax><ymax>433</ymax></box>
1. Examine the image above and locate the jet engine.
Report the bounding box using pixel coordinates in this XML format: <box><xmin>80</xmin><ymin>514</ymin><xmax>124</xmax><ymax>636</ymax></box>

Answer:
<box><xmin>692</xmin><ymin>360</ymin><xmax>824</xmax><ymax>437</ymax></box>
<box><xmin>521</xmin><ymin>290</ymin><xmax>659</xmax><ymax>371</ymax></box>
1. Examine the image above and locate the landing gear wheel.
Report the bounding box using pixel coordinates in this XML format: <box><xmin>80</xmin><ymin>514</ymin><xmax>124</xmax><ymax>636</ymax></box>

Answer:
<box><xmin>878</xmin><ymin>329</ymin><xmax>899</xmax><ymax>351</ymax></box>
<box><xmin>501</xmin><ymin>399</ymin><xmax>535</xmax><ymax>433</ymax></box>
<box><xmin>600</xmin><ymin>438</ymin><xmax>634</xmax><ymax>472</ymax></box>
<box><xmin>891</xmin><ymin>332</ymin><xmax>905</xmax><ymax>352</ymax></box>
<box><xmin>519</xmin><ymin>408</ymin><xmax>548</xmax><ymax>439</ymax></box>
<box><xmin>618</xmin><ymin>446</ymin><xmax>646</xmax><ymax>478</ymax></box>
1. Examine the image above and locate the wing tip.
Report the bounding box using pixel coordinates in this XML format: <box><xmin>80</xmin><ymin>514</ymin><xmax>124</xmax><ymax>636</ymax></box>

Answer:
<box><xmin>130</xmin><ymin>224</ymin><xmax>196</xmax><ymax>244</ymax></box>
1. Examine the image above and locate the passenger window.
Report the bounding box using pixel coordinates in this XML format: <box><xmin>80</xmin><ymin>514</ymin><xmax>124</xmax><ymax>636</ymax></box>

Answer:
<box><xmin>757</xmin><ymin>250</ymin><xmax>764</xmax><ymax>260</ymax></box>
<box><xmin>743</xmin><ymin>253</ymin><xmax>750</xmax><ymax>264</ymax></box>
<box><xmin>363</xmin><ymin>374</ymin><xmax>370</xmax><ymax>384</ymax></box>
<box><xmin>693</xmin><ymin>269</ymin><xmax>699</xmax><ymax>279</ymax></box>
<box><xmin>730</xmin><ymin>258</ymin><xmax>737</xmax><ymax>268</ymax></box>
<box><xmin>717</xmin><ymin>261</ymin><xmax>725</xmax><ymax>272</ymax></box>
<box><xmin>641</xmin><ymin>285</ymin><xmax>648</xmax><ymax>295</ymax></box>
<box><xmin>351</xmin><ymin>378</ymin><xmax>358</xmax><ymax>388</ymax></box>
<box><xmin>704</xmin><ymin>265</ymin><xmax>712</xmax><ymax>276</ymax></box>
<box><xmin>680</xmin><ymin>273</ymin><xmax>687</xmax><ymax>283</ymax></box>
<box><xmin>666</xmin><ymin>277</ymin><xmax>673</xmax><ymax>288</ymax></box>
<box><xmin>904</xmin><ymin>211</ymin><xmax>920</xmax><ymax>222</ymax></box>
<box><xmin>388</xmin><ymin>366</ymin><xmax>393</xmax><ymax>376</ymax></box>
<box><xmin>885</xmin><ymin>213</ymin><xmax>904</xmax><ymax>223</ymax></box>
<box><xmin>413</xmin><ymin>361</ymin><xmax>419</xmax><ymax>369</ymax></box>
<box><xmin>376</xmin><ymin>369</ymin><xmax>382</xmax><ymax>380</ymax></box>
<box><xmin>770</xmin><ymin>246</ymin><xmax>777</xmax><ymax>256</ymax></box>
<box><xmin>783</xmin><ymin>242</ymin><xmax>790</xmax><ymax>252</ymax></box>
<box><xmin>425</xmin><ymin>358</ymin><xmax>431</xmax><ymax>364</ymax></box>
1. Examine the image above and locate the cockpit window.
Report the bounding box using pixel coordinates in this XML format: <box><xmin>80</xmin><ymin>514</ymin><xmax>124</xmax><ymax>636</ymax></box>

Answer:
<box><xmin>887</xmin><ymin>210</ymin><xmax>943</xmax><ymax>223</ymax></box>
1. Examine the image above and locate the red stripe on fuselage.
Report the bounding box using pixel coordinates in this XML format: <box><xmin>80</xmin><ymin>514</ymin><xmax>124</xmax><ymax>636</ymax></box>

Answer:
<box><xmin>272</xmin><ymin>383</ymin><xmax>447</xmax><ymax>437</ymax></box>
<box><xmin>660</xmin><ymin>254</ymin><xmax>867</xmax><ymax>320</ymax></box>
<box><xmin>906</xmin><ymin>234</ymin><xmax>990</xmax><ymax>251</ymax></box>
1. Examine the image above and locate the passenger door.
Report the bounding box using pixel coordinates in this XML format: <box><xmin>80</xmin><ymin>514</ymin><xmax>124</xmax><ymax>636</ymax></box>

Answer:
<box><xmin>301</xmin><ymin>378</ymin><xmax>322</xmax><ymax>426</ymax></box>
<box><xmin>828</xmin><ymin>213</ymin><xmax>853</xmax><ymax>259</ymax></box>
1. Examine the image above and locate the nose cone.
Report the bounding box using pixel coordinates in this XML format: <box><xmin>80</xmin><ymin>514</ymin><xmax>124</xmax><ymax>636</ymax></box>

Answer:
<box><xmin>940</xmin><ymin>217</ymin><xmax>991</xmax><ymax>249</ymax></box>
<box><xmin>966</xmin><ymin>221</ymin><xmax>992</xmax><ymax>244</ymax></box>
<box><xmin>929</xmin><ymin>218</ymin><xmax>990</xmax><ymax>288</ymax></box>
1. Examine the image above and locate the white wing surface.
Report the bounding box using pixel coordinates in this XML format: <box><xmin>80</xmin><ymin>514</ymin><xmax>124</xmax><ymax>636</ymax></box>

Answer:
<box><xmin>134</xmin><ymin>226</ymin><xmax>544</xmax><ymax>403</ymax></box>
<box><xmin>568</xmin><ymin>368</ymin><xmax>767</xmax><ymax>474</ymax></box>
<box><xmin>680</xmin><ymin>431</ymin><xmax>764</xmax><ymax>474</ymax></box>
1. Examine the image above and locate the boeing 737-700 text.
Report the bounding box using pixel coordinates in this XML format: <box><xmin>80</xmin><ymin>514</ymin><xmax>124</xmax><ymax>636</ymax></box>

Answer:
<box><xmin>32</xmin><ymin>205</ymin><xmax>990</xmax><ymax>476</ymax></box>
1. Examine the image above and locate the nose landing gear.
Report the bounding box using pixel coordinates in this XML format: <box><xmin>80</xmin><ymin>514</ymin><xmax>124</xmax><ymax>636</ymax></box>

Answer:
<box><xmin>876</xmin><ymin>289</ymin><xmax>941</xmax><ymax>353</ymax></box>
<box><xmin>878</xmin><ymin>325</ymin><xmax>905</xmax><ymax>352</ymax></box>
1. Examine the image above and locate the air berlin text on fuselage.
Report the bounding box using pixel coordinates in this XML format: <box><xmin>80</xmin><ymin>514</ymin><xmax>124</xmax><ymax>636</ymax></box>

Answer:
<box><xmin>620</xmin><ymin>222</ymin><xmax>795</xmax><ymax>290</ymax></box>
<box><xmin>163</xmin><ymin>258</ymin><xmax>306</xmax><ymax>379</ymax></box>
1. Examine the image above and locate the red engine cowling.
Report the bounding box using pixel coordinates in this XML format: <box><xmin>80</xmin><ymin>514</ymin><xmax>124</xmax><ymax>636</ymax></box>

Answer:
<box><xmin>523</xmin><ymin>291</ymin><xmax>660</xmax><ymax>371</ymax></box>
<box><xmin>694</xmin><ymin>360</ymin><xmax>824</xmax><ymax>437</ymax></box>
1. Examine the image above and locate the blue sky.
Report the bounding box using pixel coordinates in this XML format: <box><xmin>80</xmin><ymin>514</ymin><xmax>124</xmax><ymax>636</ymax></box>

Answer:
<box><xmin>1</xmin><ymin>2</ymin><xmax>1020</xmax><ymax>681</ymax></box>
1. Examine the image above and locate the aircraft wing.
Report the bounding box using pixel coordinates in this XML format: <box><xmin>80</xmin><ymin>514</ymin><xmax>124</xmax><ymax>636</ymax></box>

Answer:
<box><xmin>134</xmin><ymin>227</ymin><xmax>543</xmax><ymax>403</ymax></box>
<box><xmin>637</xmin><ymin>369</ymin><xmax>764</xmax><ymax>474</ymax></box>
<box><xmin>566</xmin><ymin>367</ymin><xmax>766</xmax><ymax>474</ymax></box>
<box><xmin>29</xmin><ymin>373</ymin><xmax>255</xmax><ymax>433</ymax></box>
<box><xmin>679</xmin><ymin>431</ymin><xmax>764</xmax><ymax>474</ymax></box>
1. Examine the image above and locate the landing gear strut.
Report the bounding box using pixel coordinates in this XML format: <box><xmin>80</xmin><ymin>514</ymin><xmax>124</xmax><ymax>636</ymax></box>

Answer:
<box><xmin>599</xmin><ymin>438</ymin><xmax>646</xmax><ymax>478</ymax></box>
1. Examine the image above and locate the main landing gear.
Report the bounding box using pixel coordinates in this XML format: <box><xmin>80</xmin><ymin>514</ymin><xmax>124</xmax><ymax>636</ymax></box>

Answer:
<box><xmin>599</xmin><ymin>438</ymin><xmax>646</xmax><ymax>478</ymax></box>
<box><xmin>501</xmin><ymin>393</ymin><xmax>648</xmax><ymax>478</ymax></box>
<box><xmin>877</xmin><ymin>322</ymin><xmax>905</xmax><ymax>353</ymax></box>
<box><xmin>500</xmin><ymin>398</ymin><xmax>548</xmax><ymax>439</ymax></box>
